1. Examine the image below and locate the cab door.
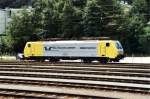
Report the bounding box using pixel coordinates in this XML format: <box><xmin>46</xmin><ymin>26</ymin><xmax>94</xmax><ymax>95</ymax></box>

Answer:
<box><xmin>24</xmin><ymin>43</ymin><xmax>32</xmax><ymax>57</ymax></box>
<box><xmin>31</xmin><ymin>43</ymin><xmax>35</xmax><ymax>56</ymax></box>
<box><xmin>33</xmin><ymin>42</ymin><xmax>43</xmax><ymax>56</ymax></box>
<box><xmin>100</xmin><ymin>42</ymin><xmax>106</xmax><ymax>57</ymax></box>
<box><xmin>99</xmin><ymin>42</ymin><xmax>110</xmax><ymax>57</ymax></box>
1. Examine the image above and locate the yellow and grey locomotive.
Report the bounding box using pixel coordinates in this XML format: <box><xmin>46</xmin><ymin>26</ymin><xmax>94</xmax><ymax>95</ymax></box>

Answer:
<box><xmin>23</xmin><ymin>40</ymin><xmax>124</xmax><ymax>63</ymax></box>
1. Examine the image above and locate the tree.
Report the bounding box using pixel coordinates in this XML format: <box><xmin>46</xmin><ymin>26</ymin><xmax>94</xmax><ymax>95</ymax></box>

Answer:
<box><xmin>71</xmin><ymin>0</ymin><xmax>86</xmax><ymax>7</ymax></box>
<box><xmin>116</xmin><ymin>0</ymin><xmax>150</xmax><ymax>55</ymax></box>
<box><xmin>3</xmin><ymin>9</ymin><xmax>38</xmax><ymax>53</ymax></box>
<box><xmin>73</xmin><ymin>7</ymin><xmax>84</xmax><ymax>38</ymax></box>
<box><xmin>0</xmin><ymin>0</ymin><xmax>29</xmax><ymax>8</ymax></box>
<box><xmin>83</xmin><ymin>0</ymin><xmax>104</xmax><ymax>37</ymax></box>
<box><xmin>50</xmin><ymin>0</ymin><xmax>66</xmax><ymax>38</ymax></box>
<box><xmin>32</xmin><ymin>0</ymin><xmax>47</xmax><ymax>32</ymax></box>
<box><xmin>0</xmin><ymin>0</ymin><xmax>14</xmax><ymax>8</ymax></box>
<box><xmin>42</xmin><ymin>0</ymin><xmax>59</xmax><ymax>38</ymax></box>
<box><xmin>61</xmin><ymin>0</ymin><xmax>77</xmax><ymax>38</ymax></box>
<box><xmin>118</xmin><ymin>0</ymin><xmax>132</xmax><ymax>4</ymax></box>
<box><xmin>130</xmin><ymin>0</ymin><xmax>148</xmax><ymax>21</ymax></box>
<box><xmin>96</xmin><ymin>0</ymin><xmax>123</xmax><ymax>35</ymax></box>
<box><xmin>2</xmin><ymin>0</ymin><xmax>150</xmax><ymax>55</ymax></box>
<box><xmin>140</xmin><ymin>26</ymin><xmax>150</xmax><ymax>54</ymax></box>
<box><xmin>118</xmin><ymin>16</ymin><xmax>145</xmax><ymax>54</ymax></box>
<box><xmin>131</xmin><ymin>0</ymin><xmax>148</xmax><ymax>14</ymax></box>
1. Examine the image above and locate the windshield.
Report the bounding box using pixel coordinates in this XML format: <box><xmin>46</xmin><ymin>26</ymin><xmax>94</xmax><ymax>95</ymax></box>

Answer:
<box><xmin>116</xmin><ymin>41</ymin><xmax>123</xmax><ymax>49</ymax></box>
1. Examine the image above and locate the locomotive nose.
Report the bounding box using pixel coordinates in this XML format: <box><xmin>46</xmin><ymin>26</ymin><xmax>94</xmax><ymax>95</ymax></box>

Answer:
<box><xmin>118</xmin><ymin>50</ymin><xmax>124</xmax><ymax>55</ymax></box>
<box><xmin>117</xmin><ymin>50</ymin><xmax>124</xmax><ymax>59</ymax></box>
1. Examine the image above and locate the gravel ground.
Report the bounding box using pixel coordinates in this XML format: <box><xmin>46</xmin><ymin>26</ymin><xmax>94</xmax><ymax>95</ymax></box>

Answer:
<box><xmin>60</xmin><ymin>57</ymin><xmax>150</xmax><ymax>63</ymax></box>
<box><xmin>120</xmin><ymin>57</ymin><xmax>150</xmax><ymax>63</ymax></box>
<box><xmin>1</xmin><ymin>56</ymin><xmax>150</xmax><ymax>63</ymax></box>
<box><xmin>0</xmin><ymin>56</ymin><xmax>16</xmax><ymax>60</ymax></box>
<box><xmin>0</xmin><ymin>83</ymin><xmax>149</xmax><ymax>99</ymax></box>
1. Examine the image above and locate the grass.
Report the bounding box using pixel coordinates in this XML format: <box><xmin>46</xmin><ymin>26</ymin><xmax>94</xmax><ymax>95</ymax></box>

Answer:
<box><xmin>0</xmin><ymin>55</ymin><xmax>16</xmax><ymax>60</ymax></box>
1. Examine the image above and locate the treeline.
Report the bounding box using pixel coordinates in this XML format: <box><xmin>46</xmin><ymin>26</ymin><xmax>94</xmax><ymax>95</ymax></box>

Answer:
<box><xmin>0</xmin><ymin>0</ymin><xmax>29</xmax><ymax>8</ymax></box>
<box><xmin>0</xmin><ymin>0</ymin><xmax>135</xmax><ymax>8</ymax></box>
<box><xmin>2</xmin><ymin>0</ymin><xmax>150</xmax><ymax>55</ymax></box>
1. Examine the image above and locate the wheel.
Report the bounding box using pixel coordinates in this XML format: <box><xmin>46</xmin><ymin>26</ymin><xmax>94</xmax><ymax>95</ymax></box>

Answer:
<box><xmin>100</xmin><ymin>58</ymin><xmax>109</xmax><ymax>64</ymax></box>
<box><xmin>113</xmin><ymin>58</ymin><xmax>119</xmax><ymax>62</ymax></box>
<box><xmin>49</xmin><ymin>58</ymin><xmax>59</xmax><ymax>63</ymax></box>
<box><xmin>83</xmin><ymin>59</ymin><xmax>92</xmax><ymax>63</ymax></box>
<box><xmin>36</xmin><ymin>58</ymin><xmax>45</xmax><ymax>62</ymax></box>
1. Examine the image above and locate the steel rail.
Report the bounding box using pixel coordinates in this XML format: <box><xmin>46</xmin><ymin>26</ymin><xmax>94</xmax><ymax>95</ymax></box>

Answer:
<box><xmin>0</xmin><ymin>61</ymin><xmax>150</xmax><ymax>67</ymax></box>
<box><xmin>0</xmin><ymin>66</ymin><xmax>149</xmax><ymax>74</ymax></box>
<box><xmin>0</xmin><ymin>64</ymin><xmax>149</xmax><ymax>69</ymax></box>
<box><xmin>0</xmin><ymin>87</ymin><xmax>117</xmax><ymax>99</ymax></box>
<box><xmin>0</xmin><ymin>71</ymin><xmax>149</xmax><ymax>84</ymax></box>
<box><xmin>0</xmin><ymin>68</ymin><xmax>149</xmax><ymax>77</ymax></box>
<box><xmin>0</xmin><ymin>76</ymin><xmax>149</xmax><ymax>93</ymax></box>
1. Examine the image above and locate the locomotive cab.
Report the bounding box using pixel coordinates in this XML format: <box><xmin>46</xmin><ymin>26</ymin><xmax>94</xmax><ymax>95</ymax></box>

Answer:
<box><xmin>24</xmin><ymin>42</ymin><xmax>32</xmax><ymax>58</ymax></box>
<box><xmin>24</xmin><ymin>42</ymin><xmax>43</xmax><ymax>60</ymax></box>
<box><xmin>98</xmin><ymin>40</ymin><xmax>124</xmax><ymax>62</ymax></box>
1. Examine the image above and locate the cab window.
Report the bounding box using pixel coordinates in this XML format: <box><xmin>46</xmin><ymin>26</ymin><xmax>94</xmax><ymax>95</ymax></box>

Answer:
<box><xmin>106</xmin><ymin>43</ymin><xmax>110</xmax><ymax>47</ymax></box>
<box><xmin>116</xmin><ymin>42</ymin><xmax>122</xmax><ymax>49</ymax></box>
<box><xmin>28</xmin><ymin>44</ymin><xmax>31</xmax><ymax>47</ymax></box>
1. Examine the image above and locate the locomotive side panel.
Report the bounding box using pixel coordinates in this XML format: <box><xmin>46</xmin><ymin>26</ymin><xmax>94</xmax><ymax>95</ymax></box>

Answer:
<box><xmin>43</xmin><ymin>41</ymin><xmax>99</xmax><ymax>57</ymax></box>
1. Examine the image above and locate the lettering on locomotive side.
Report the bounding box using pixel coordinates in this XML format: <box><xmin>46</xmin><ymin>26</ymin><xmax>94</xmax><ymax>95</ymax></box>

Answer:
<box><xmin>44</xmin><ymin>46</ymin><xmax>96</xmax><ymax>51</ymax></box>
<box><xmin>44</xmin><ymin>47</ymin><xmax>53</xmax><ymax>51</ymax></box>
<box><xmin>44</xmin><ymin>46</ymin><xmax>76</xmax><ymax>51</ymax></box>
<box><xmin>80</xmin><ymin>47</ymin><xmax>96</xmax><ymax>49</ymax></box>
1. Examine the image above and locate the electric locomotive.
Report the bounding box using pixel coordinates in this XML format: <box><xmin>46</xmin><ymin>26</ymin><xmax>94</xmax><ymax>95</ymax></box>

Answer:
<box><xmin>22</xmin><ymin>40</ymin><xmax>124</xmax><ymax>63</ymax></box>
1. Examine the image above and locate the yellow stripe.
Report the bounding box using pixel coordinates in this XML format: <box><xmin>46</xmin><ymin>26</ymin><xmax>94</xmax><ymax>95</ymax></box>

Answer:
<box><xmin>33</xmin><ymin>42</ymin><xmax>44</xmax><ymax>56</ymax></box>
<box><xmin>97</xmin><ymin>41</ymin><xmax>101</xmax><ymax>57</ymax></box>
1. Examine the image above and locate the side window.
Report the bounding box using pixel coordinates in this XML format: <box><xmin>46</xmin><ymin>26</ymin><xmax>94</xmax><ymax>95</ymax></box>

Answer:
<box><xmin>116</xmin><ymin>42</ymin><xmax>123</xmax><ymax>49</ymax></box>
<box><xmin>7</xmin><ymin>10</ymin><xmax>11</xmax><ymax>18</ymax></box>
<box><xmin>106</xmin><ymin>43</ymin><xmax>110</xmax><ymax>47</ymax></box>
<box><xmin>116</xmin><ymin>43</ymin><xmax>120</xmax><ymax>49</ymax></box>
<box><xmin>28</xmin><ymin>44</ymin><xmax>31</xmax><ymax>48</ymax></box>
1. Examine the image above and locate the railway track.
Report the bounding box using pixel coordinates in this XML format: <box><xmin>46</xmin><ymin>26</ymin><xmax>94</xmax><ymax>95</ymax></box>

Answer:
<box><xmin>0</xmin><ymin>75</ymin><xmax>149</xmax><ymax>92</ymax></box>
<box><xmin>0</xmin><ymin>71</ymin><xmax>149</xmax><ymax>84</ymax></box>
<box><xmin>0</xmin><ymin>84</ymin><xmax>118</xmax><ymax>99</ymax></box>
<box><xmin>0</xmin><ymin>63</ymin><xmax>149</xmax><ymax>69</ymax></box>
<box><xmin>0</xmin><ymin>65</ymin><xmax>149</xmax><ymax>77</ymax></box>
<box><xmin>0</xmin><ymin>65</ymin><xmax>149</xmax><ymax>73</ymax></box>
<box><xmin>0</xmin><ymin>61</ymin><xmax>149</xmax><ymax>98</ymax></box>
<box><xmin>0</xmin><ymin>60</ymin><xmax>150</xmax><ymax>67</ymax></box>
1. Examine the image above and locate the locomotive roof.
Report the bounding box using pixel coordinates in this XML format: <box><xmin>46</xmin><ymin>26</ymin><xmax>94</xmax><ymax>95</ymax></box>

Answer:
<box><xmin>28</xmin><ymin>40</ymin><xmax>117</xmax><ymax>43</ymax></box>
